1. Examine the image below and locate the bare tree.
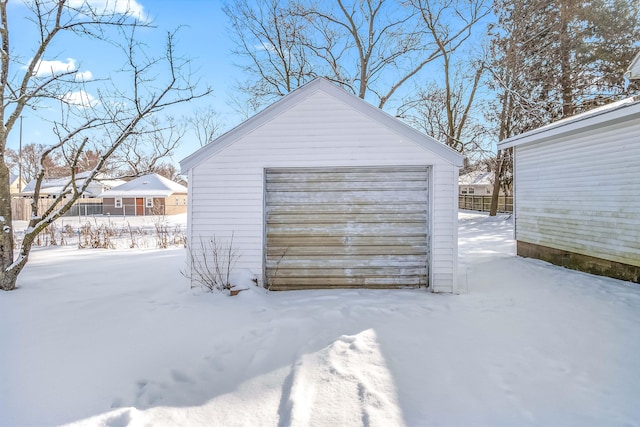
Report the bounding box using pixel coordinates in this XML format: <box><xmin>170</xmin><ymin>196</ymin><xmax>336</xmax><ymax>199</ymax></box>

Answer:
<box><xmin>152</xmin><ymin>162</ymin><xmax>183</xmax><ymax>183</ymax></box>
<box><xmin>224</xmin><ymin>0</ymin><xmax>313</xmax><ymax>114</ymax></box>
<box><xmin>398</xmin><ymin>59</ymin><xmax>489</xmax><ymax>156</ymax></box>
<box><xmin>5</xmin><ymin>143</ymin><xmax>67</xmax><ymax>181</ymax></box>
<box><xmin>187</xmin><ymin>106</ymin><xmax>223</xmax><ymax>147</ymax></box>
<box><xmin>224</xmin><ymin>0</ymin><xmax>491</xmax><ymax>112</ymax></box>
<box><xmin>114</xmin><ymin>116</ymin><xmax>187</xmax><ymax>177</ymax></box>
<box><xmin>0</xmin><ymin>1</ymin><xmax>211</xmax><ymax>291</ymax></box>
<box><xmin>484</xmin><ymin>0</ymin><xmax>640</xmax><ymax>216</ymax></box>
<box><xmin>291</xmin><ymin>0</ymin><xmax>429</xmax><ymax>107</ymax></box>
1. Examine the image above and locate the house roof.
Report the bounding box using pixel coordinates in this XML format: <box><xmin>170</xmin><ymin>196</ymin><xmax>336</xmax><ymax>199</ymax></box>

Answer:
<box><xmin>497</xmin><ymin>96</ymin><xmax>640</xmax><ymax>149</ymax></box>
<box><xmin>100</xmin><ymin>173</ymin><xmax>187</xmax><ymax>198</ymax></box>
<box><xmin>459</xmin><ymin>170</ymin><xmax>493</xmax><ymax>186</ymax></box>
<box><xmin>180</xmin><ymin>77</ymin><xmax>463</xmax><ymax>172</ymax></box>
<box><xmin>22</xmin><ymin>172</ymin><xmax>125</xmax><ymax>197</ymax></box>
<box><xmin>627</xmin><ymin>50</ymin><xmax>640</xmax><ymax>80</ymax></box>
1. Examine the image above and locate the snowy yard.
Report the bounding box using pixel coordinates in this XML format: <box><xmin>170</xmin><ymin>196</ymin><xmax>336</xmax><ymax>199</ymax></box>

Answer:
<box><xmin>2</xmin><ymin>212</ymin><xmax>639</xmax><ymax>426</ymax></box>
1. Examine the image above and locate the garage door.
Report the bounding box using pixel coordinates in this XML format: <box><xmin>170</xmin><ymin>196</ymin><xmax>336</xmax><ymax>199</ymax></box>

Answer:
<box><xmin>265</xmin><ymin>166</ymin><xmax>429</xmax><ymax>290</ymax></box>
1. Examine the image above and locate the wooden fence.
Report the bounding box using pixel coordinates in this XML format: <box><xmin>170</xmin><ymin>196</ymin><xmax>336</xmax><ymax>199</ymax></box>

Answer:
<box><xmin>458</xmin><ymin>194</ymin><xmax>513</xmax><ymax>213</ymax></box>
<box><xmin>10</xmin><ymin>197</ymin><xmax>103</xmax><ymax>221</ymax></box>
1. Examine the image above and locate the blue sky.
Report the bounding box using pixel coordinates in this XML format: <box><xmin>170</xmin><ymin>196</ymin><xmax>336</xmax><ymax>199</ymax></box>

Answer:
<box><xmin>8</xmin><ymin>0</ymin><xmax>241</xmax><ymax>164</ymax></box>
<box><xmin>7</xmin><ymin>0</ymin><xmax>492</xmax><ymax>167</ymax></box>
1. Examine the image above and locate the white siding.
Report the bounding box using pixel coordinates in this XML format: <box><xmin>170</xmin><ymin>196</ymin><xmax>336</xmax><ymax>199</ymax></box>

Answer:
<box><xmin>189</xmin><ymin>90</ymin><xmax>459</xmax><ymax>291</ymax></box>
<box><xmin>515</xmin><ymin>118</ymin><xmax>640</xmax><ymax>267</ymax></box>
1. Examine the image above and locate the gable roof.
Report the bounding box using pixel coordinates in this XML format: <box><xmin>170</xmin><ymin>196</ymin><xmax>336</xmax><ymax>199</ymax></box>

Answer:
<box><xmin>459</xmin><ymin>170</ymin><xmax>493</xmax><ymax>186</ymax></box>
<box><xmin>627</xmin><ymin>50</ymin><xmax>640</xmax><ymax>80</ymax></box>
<box><xmin>180</xmin><ymin>77</ymin><xmax>463</xmax><ymax>172</ymax></box>
<box><xmin>498</xmin><ymin>96</ymin><xmax>640</xmax><ymax>149</ymax></box>
<box><xmin>21</xmin><ymin>172</ymin><xmax>125</xmax><ymax>197</ymax></box>
<box><xmin>100</xmin><ymin>173</ymin><xmax>187</xmax><ymax>198</ymax></box>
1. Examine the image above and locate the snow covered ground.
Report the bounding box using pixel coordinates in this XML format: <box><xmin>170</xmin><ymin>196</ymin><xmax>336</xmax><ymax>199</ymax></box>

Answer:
<box><xmin>2</xmin><ymin>212</ymin><xmax>639</xmax><ymax>426</ymax></box>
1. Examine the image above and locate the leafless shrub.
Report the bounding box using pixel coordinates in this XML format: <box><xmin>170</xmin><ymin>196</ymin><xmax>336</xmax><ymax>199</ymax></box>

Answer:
<box><xmin>182</xmin><ymin>234</ymin><xmax>240</xmax><ymax>293</ymax></box>
<box><xmin>63</xmin><ymin>224</ymin><xmax>75</xmax><ymax>238</ymax></box>
<box><xmin>153</xmin><ymin>212</ymin><xmax>170</xmax><ymax>249</ymax></box>
<box><xmin>172</xmin><ymin>225</ymin><xmax>187</xmax><ymax>248</ymax></box>
<box><xmin>126</xmin><ymin>222</ymin><xmax>140</xmax><ymax>248</ymax></box>
<box><xmin>78</xmin><ymin>222</ymin><xmax>115</xmax><ymax>249</ymax></box>
<box><xmin>47</xmin><ymin>224</ymin><xmax>57</xmax><ymax>246</ymax></box>
<box><xmin>266</xmin><ymin>248</ymin><xmax>287</xmax><ymax>291</ymax></box>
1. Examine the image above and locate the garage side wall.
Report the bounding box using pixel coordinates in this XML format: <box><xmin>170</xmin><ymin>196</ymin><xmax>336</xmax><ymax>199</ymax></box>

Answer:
<box><xmin>514</xmin><ymin>119</ymin><xmax>640</xmax><ymax>281</ymax></box>
<box><xmin>189</xmin><ymin>90</ymin><xmax>459</xmax><ymax>292</ymax></box>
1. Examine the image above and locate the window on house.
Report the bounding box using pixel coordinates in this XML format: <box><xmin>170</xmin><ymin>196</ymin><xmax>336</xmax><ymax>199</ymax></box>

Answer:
<box><xmin>115</xmin><ymin>198</ymin><xmax>122</xmax><ymax>208</ymax></box>
<box><xmin>146</xmin><ymin>197</ymin><xmax>153</xmax><ymax>208</ymax></box>
<box><xmin>468</xmin><ymin>188</ymin><xmax>475</xmax><ymax>195</ymax></box>
<box><xmin>175</xmin><ymin>197</ymin><xmax>179</xmax><ymax>206</ymax></box>
<box><xmin>461</xmin><ymin>188</ymin><xmax>467</xmax><ymax>194</ymax></box>
<box><xmin>183</xmin><ymin>197</ymin><xmax>187</xmax><ymax>205</ymax></box>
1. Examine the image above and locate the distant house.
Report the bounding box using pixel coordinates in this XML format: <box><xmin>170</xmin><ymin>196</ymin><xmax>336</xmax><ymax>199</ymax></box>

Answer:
<box><xmin>9</xmin><ymin>174</ymin><xmax>23</xmax><ymax>195</ymax></box>
<box><xmin>180</xmin><ymin>77</ymin><xmax>464</xmax><ymax>293</ymax></box>
<box><xmin>497</xmin><ymin>97</ymin><xmax>640</xmax><ymax>283</ymax></box>
<box><xmin>458</xmin><ymin>170</ymin><xmax>494</xmax><ymax>195</ymax></box>
<box><xmin>100</xmin><ymin>173</ymin><xmax>188</xmax><ymax>216</ymax></box>
<box><xmin>21</xmin><ymin>172</ymin><xmax>125</xmax><ymax>199</ymax></box>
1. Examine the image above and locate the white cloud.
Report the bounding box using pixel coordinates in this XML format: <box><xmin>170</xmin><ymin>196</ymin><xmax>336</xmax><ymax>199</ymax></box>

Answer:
<box><xmin>68</xmin><ymin>0</ymin><xmax>149</xmax><ymax>22</ymax></box>
<box><xmin>32</xmin><ymin>58</ymin><xmax>77</xmax><ymax>77</ymax></box>
<box><xmin>75</xmin><ymin>70</ymin><xmax>94</xmax><ymax>82</ymax></box>
<box><xmin>61</xmin><ymin>90</ymin><xmax>99</xmax><ymax>109</ymax></box>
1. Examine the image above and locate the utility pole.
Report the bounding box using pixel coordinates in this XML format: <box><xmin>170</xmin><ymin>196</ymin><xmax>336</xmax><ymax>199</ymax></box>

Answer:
<box><xmin>19</xmin><ymin>115</ymin><xmax>23</xmax><ymax>193</ymax></box>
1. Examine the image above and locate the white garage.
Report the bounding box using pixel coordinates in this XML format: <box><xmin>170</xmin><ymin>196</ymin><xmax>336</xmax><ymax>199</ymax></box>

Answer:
<box><xmin>498</xmin><ymin>97</ymin><xmax>640</xmax><ymax>283</ymax></box>
<box><xmin>180</xmin><ymin>78</ymin><xmax>463</xmax><ymax>292</ymax></box>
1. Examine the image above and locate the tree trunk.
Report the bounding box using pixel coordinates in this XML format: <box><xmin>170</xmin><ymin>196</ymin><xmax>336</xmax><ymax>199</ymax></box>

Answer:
<box><xmin>489</xmin><ymin>150</ymin><xmax>504</xmax><ymax>216</ymax></box>
<box><xmin>559</xmin><ymin>0</ymin><xmax>574</xmax><ymax>117</ymax></box>
<box><xmin>0</xmin><ymin>156</ymin><xmax>16</xmax><ymax>290</ymax></box>
<box><xmin>0</xmin><ymin>261</ymin><xmax>20</xmax><ymax>291</ymax></box>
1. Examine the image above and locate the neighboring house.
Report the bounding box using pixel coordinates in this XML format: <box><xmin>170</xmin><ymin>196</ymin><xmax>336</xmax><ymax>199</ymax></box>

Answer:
<box><xmin>9</xmin><ymin>173</ymin><xmax>23</xmax><ymax>195</ymax></box>
<box><xmin>497</xmin><ymin>97</ymin><xmax>640</xmax><ymax>283</ymax></box>
<box><xmin>100</xmin><ymin>173</ymin><xmax>188</xmax><ymax>216</ymax></box>
<box><xmin>180</xmin><ymin>77</ymin><xmax>464</xmax><ymax>292</ymax></box>
<box><xmin>458</xmin><ymin>170</ymin><xmax>494</xmax><ymax>195</ymax></box>
<box><xmin>21</xmin><ymin>172</ymin><xmax>125</xmax><ymax>198</ymax></box>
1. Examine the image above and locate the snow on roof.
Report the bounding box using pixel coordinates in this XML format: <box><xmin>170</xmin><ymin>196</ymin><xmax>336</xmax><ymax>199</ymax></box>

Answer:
<box><xmin>180</xmin><ymin>77</ymin><xmax>464</xmax><ymax>172</ymax></box>
<box><xmin>21</xmin><ymin>172</ymin><xmax>124</xmax><ymax>197</ymax></box>
<box><xmin>498</xmin><ymin>96</ymin><xmax>640</xmax><ymax>149</ymax></box>
<box><xmin>100</xmin><ymin>173</ymin><xmax>187</xmax><ymax>198</ymax></box>
<box><xmin>459</xmin><ymin>170</ymin><xmax>493</xmax><ymax>186</ymax></box>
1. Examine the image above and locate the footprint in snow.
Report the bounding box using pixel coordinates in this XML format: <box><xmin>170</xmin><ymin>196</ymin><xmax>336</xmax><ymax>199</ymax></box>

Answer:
<box><xmin>170</xmin><ymin>369</ymin><xmax>193</xmax><ymax>383</ymax></box>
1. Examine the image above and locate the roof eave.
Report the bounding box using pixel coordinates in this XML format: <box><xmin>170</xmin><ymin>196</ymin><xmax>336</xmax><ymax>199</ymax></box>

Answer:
<box><xmin>498</xmin><ymin>99</ymin><xmax>640</xmax><ymax>150</ymax></box>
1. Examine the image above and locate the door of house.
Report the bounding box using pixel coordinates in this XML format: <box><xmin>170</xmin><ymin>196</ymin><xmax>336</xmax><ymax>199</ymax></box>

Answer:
<box><xmin>135</xmin><ymin>198</ymin><xmax>144</xmax><ymax>216</ymax></box>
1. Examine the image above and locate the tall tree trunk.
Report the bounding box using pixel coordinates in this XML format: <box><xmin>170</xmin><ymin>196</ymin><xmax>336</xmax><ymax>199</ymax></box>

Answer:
<box><xmin>0</xmin><ymin>155</ymin><xmax>16</xmax><ymax>290</ymax></box>
<box><xmin>559</xmin><ymin>0</ymin><xmax>574</xmax><ymax>117</ymax></box>
<box><xmin>489</xmin><ymin>149</ymin><xmax>505</xmax><ymax>216</ymax></box>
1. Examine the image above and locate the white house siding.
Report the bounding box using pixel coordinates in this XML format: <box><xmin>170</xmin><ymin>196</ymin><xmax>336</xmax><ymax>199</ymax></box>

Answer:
<box><xmin>514</xmin><ymin>119</ymin><xmax>640</xmax><ymax>268</ymax></box>
<box><xmin>189</xmin><ymin>90</ymin><xmax>459</xmax><ymax>292</ymax></box>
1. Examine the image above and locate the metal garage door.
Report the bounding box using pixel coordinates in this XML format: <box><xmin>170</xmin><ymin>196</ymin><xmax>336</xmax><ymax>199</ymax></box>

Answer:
<box><xmin>265</xmin><ymin>166</ymin><xmax>429</xmax><ymax>290</ymax></box>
